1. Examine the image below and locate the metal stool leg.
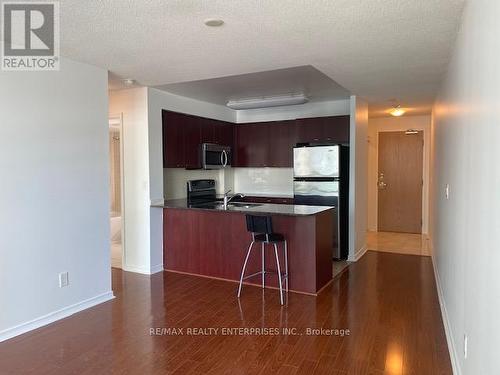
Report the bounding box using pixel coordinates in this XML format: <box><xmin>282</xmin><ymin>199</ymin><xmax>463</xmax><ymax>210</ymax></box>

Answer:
<box><xmin>284</xmin><ymin>240</ymin><xmax>288</xmax><ymax>294</ymax></box>
<box><xmin>273</xmin><ymin>243</ymin><xmax>284</xmax><ymax>305</ymax></box>
<box><xmin>238</xmin><ymin>241</ymin><xmax>255</xmax><ymax>298</ymax></box>
<box><xmin>261</xmin><ymin>243</ymin><xmax>265</xmax><ymax>288</ymax></box>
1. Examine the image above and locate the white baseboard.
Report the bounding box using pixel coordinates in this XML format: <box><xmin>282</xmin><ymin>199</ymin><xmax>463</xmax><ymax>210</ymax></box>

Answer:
<box><xmin>431</xmin><ymin>253</ymin><xmax>462</xmax><ymax>375</ymax></box>
<box><xmin>150</xmin><ymin>263</ymin><xmax>164</xmax><ymax>274</ymax></box>
<box><xmin>122</xmin><ymin>263</ymin><xmax>164</xmax><ymax>275</ymax></box>
<box><xmin>0</xmin><ymin>291</ymin><xmax>115</xmax><ymax>343</ymax></box>
<box><xmin>122</xmin><ymin>264</ymin><xmax>151</xmax><ymax>274</ymax></box>
<box><xmin>348</xmin><ymin>244</ymin><xmax>368</xmax><ymax>262</ymax></box>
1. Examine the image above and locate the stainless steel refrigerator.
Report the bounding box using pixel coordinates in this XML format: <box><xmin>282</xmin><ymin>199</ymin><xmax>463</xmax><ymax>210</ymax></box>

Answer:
<box><xmin>293</xmin><ymin>145</ymin><xmax>349</xmax><ymax>259</ymax></box>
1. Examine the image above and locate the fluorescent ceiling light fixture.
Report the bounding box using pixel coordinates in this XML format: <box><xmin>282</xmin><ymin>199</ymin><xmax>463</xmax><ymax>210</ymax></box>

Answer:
<box><xmin>389</xmin><ymin>105</ymin><xmax>406</xmax><ymax>117</ymax></box>
<box><xmin>227</xmin><ymin>94</ymin><xmax>309</xmax><ymax>110</ymax></box>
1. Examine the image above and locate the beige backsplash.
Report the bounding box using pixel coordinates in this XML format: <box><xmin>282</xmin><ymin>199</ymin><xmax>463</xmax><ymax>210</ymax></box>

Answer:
<box><xmin>233</xmin><ymin>168</ymin><xmax>294</xmax><ymax>196</ymax></box>
<box><xmin>164</xmin><ymin>167</ymin><xmax>293</xmax><ymax>199</ymax></box>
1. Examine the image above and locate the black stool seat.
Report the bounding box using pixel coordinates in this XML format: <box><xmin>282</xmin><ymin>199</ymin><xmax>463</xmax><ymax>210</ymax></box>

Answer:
<box><xmin>255</xmin><ymin>233</ymin><xmax>285</xmax><ymax>243</ymax></box>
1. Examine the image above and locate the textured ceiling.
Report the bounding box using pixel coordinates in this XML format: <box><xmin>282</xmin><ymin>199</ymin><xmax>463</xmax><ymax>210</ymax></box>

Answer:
<box><xmin>155</xmin><ymin>65</ymin><xmax>351</xmax><ymax>105</ymax></box>
<box><xmin>58</xmin><ymin>0</ymin><xmax>464</xmax><ymax>116</ymax></box>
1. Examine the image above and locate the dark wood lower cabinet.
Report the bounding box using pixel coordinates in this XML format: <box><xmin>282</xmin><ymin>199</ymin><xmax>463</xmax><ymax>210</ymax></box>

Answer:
<box><xmin>163</xmin><ymin>208</ymin><xmax>333</xmax><ymax>294</ymax></box>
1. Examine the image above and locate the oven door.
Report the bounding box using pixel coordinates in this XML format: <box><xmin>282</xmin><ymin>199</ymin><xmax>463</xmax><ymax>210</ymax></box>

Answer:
<box><xmin>202</xmin><ymin>143</ymin><xmax>231</xmax><ymax>169</ymax></box>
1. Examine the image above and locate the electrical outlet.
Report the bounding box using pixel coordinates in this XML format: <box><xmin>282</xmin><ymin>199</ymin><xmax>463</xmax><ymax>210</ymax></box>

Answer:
<box><xmin>59</xmin><ymin>272</ymin><xmax>69</xmax><ymax>288</ymax></box>
<box><xmin>445</xmin><ymin>184</ymin><xmax>450</xmax><ymax>200</ymax></box>
<box><xmin>464</xmin><ymin>334</ymin><xmax>468</xmax><ymax>359</ymax></box>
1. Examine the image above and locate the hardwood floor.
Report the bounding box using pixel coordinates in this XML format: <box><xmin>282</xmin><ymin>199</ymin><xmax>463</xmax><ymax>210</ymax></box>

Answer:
<box><xmin>0</xmin><ymin>251</ymin><xmax>451</xmax><ymax>374</ymax></box>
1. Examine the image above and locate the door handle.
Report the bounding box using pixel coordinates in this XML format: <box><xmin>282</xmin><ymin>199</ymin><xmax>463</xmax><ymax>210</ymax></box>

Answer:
<box><xmin>378</xmin><ymin>172</ymin><xmax>387</xmax><ymax>189</ymax></box>
<box><xmin>220</xmin><ymin>151</ymin><xmax>224</xmax><ymax>166</ymax></box>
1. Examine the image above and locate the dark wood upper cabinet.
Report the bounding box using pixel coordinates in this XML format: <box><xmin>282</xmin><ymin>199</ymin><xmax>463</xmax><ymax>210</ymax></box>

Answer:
<box><xmin>162</xmin><ymin>110</ymin><xmax>185</xmax><ymax>168</ymax></box>
<box><xmin>200</xmin><ymin>118</ymin><xmax>216</xmax><ymax>144</ymax></box>
<box><xmin>295</xmin><ymin>116</ymin><xmax>350</xmax><ymax>144</ymax></box>
<box><xmin>183</xmin><ymin>115</ymin><xmax>201</xmax><ymax>169</ymax></box>
<box><xmin>323</xmin><ymin>115</ymin><xmax>350</xmax><ymax>143</ymax></box>
<box><xmin>163</xmin><ymin>111</ymin><xmax>236</xmax><ymax>168</ymax></box>
<box><xmin>214</xmin><ymin>121</ymin><xmax>234</xmax><ymax>148</ymax></box>
<box><xmin>268</xmin><ymin>121</ymin><xmax>292</xmax><ymax>167</ymax></box>
<box><xmin>234</xmin><ymin>123</ymin><xmax>269</xmax><ymax>167</ymax></box>
<box><xmin>295</xmin><ymin>117</ymin><xmax>326</xmax><ymax>143</ymax></box>
<box><xmin>163</xmin><ymin>109</ymin><xmax>350</xmax><ymax>169</ymax></box>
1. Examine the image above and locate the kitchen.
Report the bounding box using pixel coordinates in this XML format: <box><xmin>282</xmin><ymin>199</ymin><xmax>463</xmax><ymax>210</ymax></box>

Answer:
<box><xmin>153</xmin><ymin>93</ymin><xmax>352</xmax><ymax>301</ymax></box>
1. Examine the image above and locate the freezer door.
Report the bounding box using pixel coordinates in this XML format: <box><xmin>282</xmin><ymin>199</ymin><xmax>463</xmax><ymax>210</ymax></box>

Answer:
<box><xmin>293</xmin><ymin>180</ymin><xmax>339</xmax><ymax>206</ymax></box>
<box><xmin>293</xmin><ymin>180</ymin><xmax>340</xmax><ymax>259</ymax></box>
<box><xmin>293</xmin><ymin>145</ymin><xmax>339</xmax><ymax>178</ymax></box>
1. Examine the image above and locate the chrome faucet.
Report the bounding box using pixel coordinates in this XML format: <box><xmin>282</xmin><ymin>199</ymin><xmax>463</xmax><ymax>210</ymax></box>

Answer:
<box><xmin>223</xmin><ymin>190</ymin><xmax>245</xmax><ymax>209</ymax></box>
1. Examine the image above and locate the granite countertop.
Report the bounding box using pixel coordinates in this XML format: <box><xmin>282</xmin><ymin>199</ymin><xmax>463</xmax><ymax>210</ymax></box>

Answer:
<box><xmin>151</xmin><ymin>199</ymin><xmax>334</xmax><ymax>216</ymax></box>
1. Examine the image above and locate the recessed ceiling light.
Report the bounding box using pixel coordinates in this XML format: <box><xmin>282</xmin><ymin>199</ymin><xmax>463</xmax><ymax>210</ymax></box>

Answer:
<box><xmin>389</xmin><ymin>105</ymin><xmax>405</xmax><ymax>117</ymax></box>
<box><xmin>204</xmin><ymin>18</ymin><xmax>224</xmax><ymax>27</ymax></box>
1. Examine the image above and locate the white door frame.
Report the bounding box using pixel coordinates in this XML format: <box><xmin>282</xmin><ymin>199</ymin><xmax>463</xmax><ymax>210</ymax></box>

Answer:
<box><xmin>109</xmin><ymin>114</ymin><xmax>126</xmax><ymax>268</ymax></box>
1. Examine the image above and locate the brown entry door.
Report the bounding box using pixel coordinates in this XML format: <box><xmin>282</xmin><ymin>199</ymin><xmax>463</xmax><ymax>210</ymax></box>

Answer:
<box><xmin>378</xmin><ymin>131</ymin><xmax>423</xmax><ymax>233</ymax></box>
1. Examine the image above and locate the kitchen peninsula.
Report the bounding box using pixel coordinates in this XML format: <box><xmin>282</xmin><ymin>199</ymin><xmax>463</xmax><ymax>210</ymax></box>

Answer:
<box><xmin>152</xmin><ymin>199</ymin><xmax>334</xmax><ymax>295</ymax></box>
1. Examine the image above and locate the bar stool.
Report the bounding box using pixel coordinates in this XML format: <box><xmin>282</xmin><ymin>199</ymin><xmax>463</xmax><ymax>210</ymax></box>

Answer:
<box><xmin>237</xmin><ymin>215</ymin><xmax>288</xmax><ymax>305</ymax></box>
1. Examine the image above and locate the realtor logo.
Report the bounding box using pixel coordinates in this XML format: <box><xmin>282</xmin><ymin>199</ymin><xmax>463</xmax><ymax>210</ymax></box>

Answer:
<box><xmin>1</xmin><ymin>1</ymin><xmax>60</xmax><ymax>70</ymax></box>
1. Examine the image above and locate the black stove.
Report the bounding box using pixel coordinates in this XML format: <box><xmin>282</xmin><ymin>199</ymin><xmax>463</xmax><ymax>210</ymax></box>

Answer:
<box><xmin>187</xmin><ymin>179</ymin><xmax>218</xmax><ymax>206</ymax></box>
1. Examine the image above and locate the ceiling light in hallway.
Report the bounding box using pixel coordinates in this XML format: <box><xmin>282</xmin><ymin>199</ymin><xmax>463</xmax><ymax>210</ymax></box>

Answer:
<box><xmin>389</xmin><ymin>105</ymin><xmax>406</xmax><ymax>117</ymax></box>
<box><xmin>122</xmin><ymin>78</ymin><xmax>135</xmax><ymax>86</ymax></box>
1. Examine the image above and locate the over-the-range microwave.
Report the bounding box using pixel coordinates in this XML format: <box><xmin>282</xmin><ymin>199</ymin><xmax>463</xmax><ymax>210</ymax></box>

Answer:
<box><xmin>201</xmin><ymin>143</ymin><xmax>231</xmax><ymax>169</ymax></box>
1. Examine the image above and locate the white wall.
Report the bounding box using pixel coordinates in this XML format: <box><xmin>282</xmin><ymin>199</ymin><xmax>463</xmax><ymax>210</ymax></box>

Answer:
<box><xmin>367</xmin><ymin>115</ymin><xmax>431</xmax><ymax>234</ymax></box>
<box><xmin>348</xmin><ymin>96</ymin><xmax>368</xmax><ymax>261</ymax></box>
<box><xmin>431</xmin><ymin>0</ymin><xmax>500</xmax><ymax>374</ymax></box>
<box><xmin>236</xmin><ymin>99</ymin><xmax>350</xmax><ymax>123</ymax></box>
<box><xmin>109</xmin><ymin>88</ymin><xmax>157</xmax><ymax>274</ymax></box>
<box><xmin>0</xmin><ymin>58</ymin><xmax>113</xmax><ymax>341</ymax></box>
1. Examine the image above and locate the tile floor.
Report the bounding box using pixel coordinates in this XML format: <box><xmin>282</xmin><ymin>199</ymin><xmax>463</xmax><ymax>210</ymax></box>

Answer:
<box><xmin>367</xmin><ymin>231</ymin><xmax>431</xmax><ymax>256</ymax></box>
